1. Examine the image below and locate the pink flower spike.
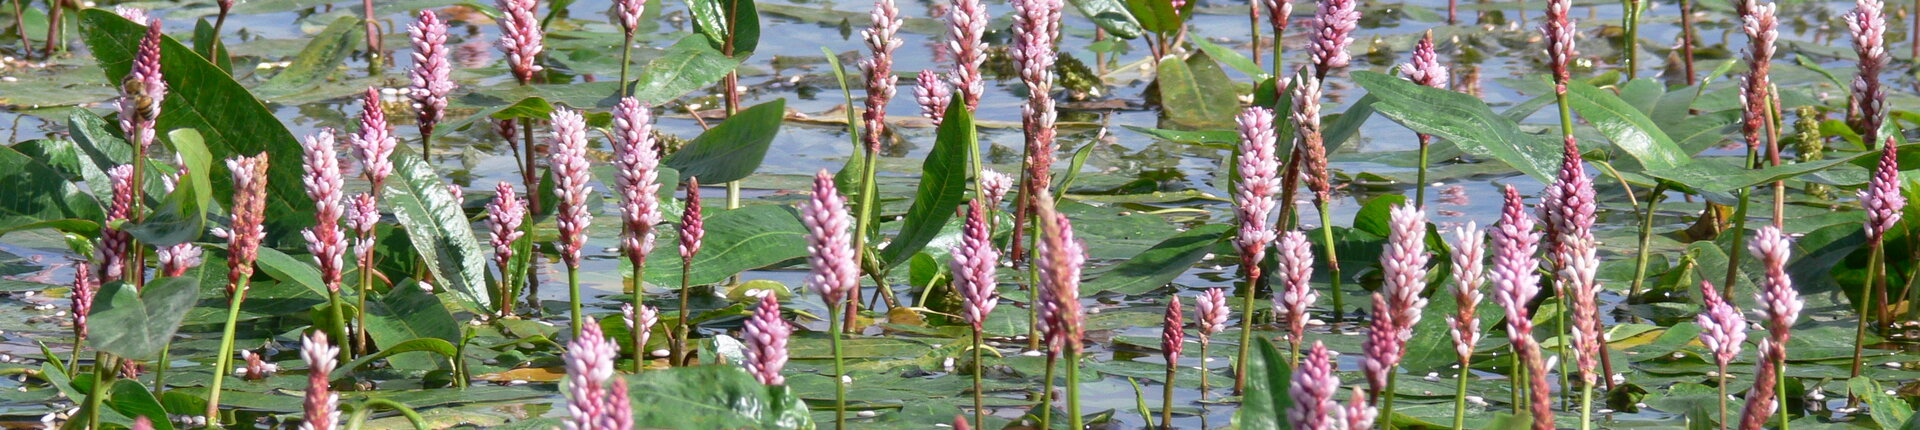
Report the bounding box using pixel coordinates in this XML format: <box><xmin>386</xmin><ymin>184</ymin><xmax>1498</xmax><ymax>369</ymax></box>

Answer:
<box><xmin>915</xmin><ymin>70</ymin><xmax>953</xmax><ymax>123</ymax></box>
<box><xmin>743</xmin><ymin>294</ymin><xmax>790</xmax><ymax>386</ymax></box>
<box><xmin>1490</xmin><ymin>185</ymin><xmax>1552</xmax><ymax>430</ymax></box>
<box><xmin>564</xmin><ymin>323</ymin><xmax>630</xmax><ymax>430</ymax></box>
<box><xmin>946</xmin><ymin>0</ymin><xmax>988</xmax><ymax>110</ymax></box>
<box><xmin>617</xmin><ymin>0</ymin><xmax>650</xmax><ymax>34</ymax></box>
<box><xmin>680</xmin><ymin>178</ymin><xmax>704</xmax><ymax>261</ymax></box>
<box><xmin>409</xmin><ymin>11</ymin><xmax>455</xmax><ymax>138</ymax></box>
<box><xmin>301</xmin><ymin>129</ymin><xmax>347</xmax><ymax>293</ymax></box>
<box><xmin>860</xmin><ymin>0</ymin><xmax>904</xmax><ymax>154</ymax></box>
<box><xmin>1361</xmin><ymin>293</ymin><xmax>1399</xmax><ymax>396</ymax></box>
<box><xmin>1543</xmin><ymin>0</ymin><xmax>1578</xmax><ymax>85</ymax></box>
<box><xmin>487</xmin><ymin>183</ymin><xmax>526</xmax><ymax>300</ymax></box>
<box><xmin>1750</xmin><ymin>226</ymin><xmax>1801</xmax><ymax>336</ymax></box>
<box><xmin>72</xmin><ymin>261</ymin><xmax>96</xmax><ymax>339</ymax></box>
<box><xmin>952</xmin><ymin>200</ymin><xmax>999</xmax><ymax>329</ymax></box>
<box><xmin>99</xmin><ymin>165</ymin><xmax>134</xmax><ymax>283</ymax></box>
<box><xmin>1197</xmin><ymin>288</ymin><xmax>1229</xmax><ymax>340</ymax></box>
<box><xmin>1288</xmin><ymin>341</ymin><xmax>1339</xmax><ymax>430</ymax></box>
<box><xmin>299</xmin><ymin>331</ymin><xmax>340</xmax><ymax>430</ymax></box>
<box><xmin>347</xmin><ymin>193</ymin><xmax>379</xmax><ymax>264</ymax></box>
<box><xmin>1034</xmin><ymin>192</ymin><xmax>1086</xmax><ymax>355</ymax></box>
<box><xmin>1262</xmin><ymin>0</ymin><xmax>1292</xmax><ymax>35</ymax></box>
<box><xmin>1695</xmin><ymin>281</ymin><xmax>1746</xmax><ymax>369</ymax></box>
<box><xmin>1849</xmin><ymin>0</ymin><xmax>1889</xmax><ymax>144</ymax></box>
<box><xmin>979</xmin><ymin>169</ymin><xmax>1014</xmax><ymax>209</ymax></box>
<box><xmin>496</xmin><ymin>0</ymin><xmax>546</xmax><ymax>85</ymax></box>
<box><xmin>1339</xmin><ymin>387</ymin><xmax>1379</xmax><ymax>430</ymax></box>
<box><xmin>349</xmin><ymin>88</ymin><xmax>395</xmax><ymax>189</ymax></box>
<box><xmin>1739</xmin><ymin>1</ymin><xmax>1778</xmax><ymax>150</ymax></box>
<box><xmin>1383</xmin><ymin>203</ymin><xmax>1430</xmax><ymax>333</ymax></box>
<box><xmin>1862</xmin><ymin>138</ymin><xmax>1904</xmax><ymax>241</ymax></box>
<box><xmin>1448</xmin><ymin>223</ymin><xmax>1486</xmax><ymax>364</ymax></box>
<box><xmin>1234</xmin><ymin>107</ymin><xmax>1281</xmax><ymax>276</ymax></box>
<box><xmin>622</xmin><ymin>303</ymin><xmax>659</xmax><ymax>359</ymax></box>
<box><xmin>1401</xmin><ymin>31</ymin><xmax>1448</xmax><ymax>89</ymax></box>
<box><xmin>614</xmin><ymin>98</ymin><xmax>663</xmax><ymax>264</ymax></box>
<box><xmin>1162</xmin><ymin>296</ymin><xmax>1185</xmax><ymax>363</ymax></box>
<box><xmin>119</xmin><ymin>21</ymin><xmax>166</xmax><ymax>153</ymax></box>
<box><xmin>1293</xmin><ymin>71</ymin><xmax>1331</xmax><ymax>202</ymax></box>
<box><xmin>1306</xmin><ymin>0</ymin><xmax>1357</xmax><ymax>76</ymax></box>
<box><xmin>802</xmin><ymin>170</ymin><xmax>859</xmax><ymax>306</ymax></box>
<box><xmin>1273</xmin><ymin>231</ymin><xmax>1316</xmax><ymax>348</ymax></box>
<box><xmin>226</xmin><ymin>154</ymin><xmax>270</xmax><ymax>297</ymax></box>
<box><xmin>548</xmin><ymin>108</ymin><xmax>592</xmax><ymax>269</ymax></box>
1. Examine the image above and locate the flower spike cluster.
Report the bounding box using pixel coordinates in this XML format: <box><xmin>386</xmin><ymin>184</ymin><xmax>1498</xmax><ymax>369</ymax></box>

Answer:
<box><xmin>549</xmin><ymin>109</ymin><xmax>593</xmax><ymax>268</ymax></box>
<box><xmin>1294</xmin><ymin>71</ymin><xmax>1331</xmax><ymax>203</ymax></box>
<box><xmin>1012</xmin><ymin>0</ymin><xmax>1063</xmax><ymax>211</ymax></box>
<box><xmin>350</xmin><ymin>88</ymin><xmax>395</xmax><ymax>189</ymax></box>
<box><xmin>120</xmin><ymin>22</ymin><xmax>166</xmax><ymax>153</ymax></box>
<box><xmin>497</xmin><ymin>0</ymin><xmax>546</xmax><ymax>85</ymax></box>
<box><xmin>613</xmin><ymin>98</ymin><xmax>663</xmax><ymax>266</ymax></box>
<box><xmin>1274</xmin><ymin>231</ymin><xmax>1316</xmax><ymax>348</ymax></box>
<box><xmin>1162</xmin><ymin>297</ymin><xmax>1185</xmax><ymax>363</ymax></box>
<box><xmin>1862</xmin><ymin>139</ymin><xmax>1904</xmax><ymax>241</ymax></box>
<box><xmin>1492</xmin><ymin>185</ymin><xmax>1553</xmax><ymax>430</ymax></box>
<box><xmin>947</xmin><ymin>0</ymin><xmax>987</xmax><ymax>110</ymax></box>
<box><xmin>979</xmin><ymin>170</ymin><xmax>1014</xmax><ymax>209</ymax></box>
<box><xmin>301</xmin><ymin>129</ymin><xmax>347</xmax><ymax>293</ymax></box>
<box><xmin>409</xmin><ymin>11</ymin><xmax>454</xmax><ymax>138</ymax></box>
<box><xmin>487</xmin><ymin>183</ymin><xmax>526</xmax><ymax>294</ymax></box>
<box><xmin>299</xmin><ymin>332</ymin><xmax>340</xmax><ymax>430</ymax></box>
<box><xmin>952</xmin><ymin>200</ymin><xmax>999</xmax><ymax>329</ymax></box>
<box><xmin>617</xmin><ymin>0</ymin><xmax>649</xmax><ymax>34</ymax></box>
<box><xmin>99</xmin><ymin>165</ymin><xmax>133</xmax><ymax>283</ymax></box>
<box><xmin>1695</xmin><ymin>281</ymin><xmax>1746</xmax><ymax>370</ymax></box>
<box><xmin>1262</xmin><ymin>0</ymin><xmax>1292</xmax><ymax>39</ymax></box>
<box><xmin>1035</xmin><ymin>191</ymin><xmax>1086</xmax><ymax>355</ymax></box>
<box><xmin>1290</xmin><ymin>342</ymin><xmax>1340</xmax><ymax>430</ymax></box>
<box><xmin>1306</xmin><ymin>0</ymin><xmax>1358</xmax><ymax>76</ymax></box>
<box><xmin>226</xmin><ymin>154</ymin><xmax>270</xmax><ymax>297</ymax></box>
<box><xmin>743</xmin><ymin>294</ymin><xmax>790</xmax><ymax>386</ymax></box>
<box><xmin>622</xmin><ymin>303</ymin><xmax>659</xmax><ymax>357</ymax></box>
<box><xmin>72</xmin><ymin>261</ymin><xmax>96</xmax><ymax>339</ymax></box>
<box><xmin>1448</xmin><ymin>224</ymin><xmax>1486</xmax><ymax>364</ymax></box>
<box><xmin>1739</xmin><ymin>226</ymin><xmax>1801</xmax><ymax>430</ymax></box>
<box><xmin>348</xmin><ymin>193</ymin><xmax>379</xmax><ymax>264</ymax></box>
<box><xmin>861</xmin><ymin>0</ymin><xmax>904</xmax><ymax>154</ymax></box>
<box><xmin>803</xmin><ymin>170</ymin><xmax>859</xmax><ymax>306</ymax></box>
<box><xmin>1849</xmin><ymin>0</ymin><xmax>1889</xmax><ymax>144</ymax></box>
<box><xmin>682</xmin><ymin>178</ymin><xmax>705</xmax><ymax>262</ymax></box>
<box><xmin>1543</xmin><ymin>0</ymin><xmax>1578</xmax><ymax>85</ymax></box>
<box><xmin>1401</xmin><ymin>31</ymin><xmax>1449</xmax><ymax>89</ymax></box>
<box><xmin>564</xmin><ymin>324</ymin><xmax>633</xmax><ymax>430</ymax></box>
<box><xmin>1235</xmin><ymin>107</ymin><xmax>1281</xmax><ymax>279</ymax></box>
<box><xmin>1739</xmin><ymin>0</ymin><xmax>1778</xmax><ymax>150</ymax></box>
<box><xmin>916</xmin><ymin>70</ymin><xmax>953</xmax><ymax>123</ymax></box>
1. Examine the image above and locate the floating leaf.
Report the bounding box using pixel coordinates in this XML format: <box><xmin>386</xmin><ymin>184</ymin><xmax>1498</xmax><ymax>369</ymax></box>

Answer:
<box><xmin>253</xmin><ymin>15</ymin><xmax>361</xmax><ymax>99</ymax></box>
<box><xmin>363</xmin><ymin>280</ymin><xmax>462</xmax><ymax>371</ymax></box>
<box><xmin>1068</xmin><ymin>0</ymin><xmax>1144</xmax><ymax>39</ymax></box>
<box><xmin>627</xmin><ymin>366</ymin><xmax>813</xmax><ymax>429</ymax></box>
<box><xmin>643</xmin><ymin>204</ymin><xmax>809</xmax><ymax>286</ymax></box>
<box><xmin>631</xmin><ymin>34</ymin><xmax>744</xmax><ymax>104</ymax></box>
<box><xmin>1156</xmin><ymin>51</ymin><xmax>1239</xmax><ymax>130</ymax></box>
<box><xmin>1082</xmin><ymin>224</ymin><xmax>1229</xmax><ymax>295</ymax></box>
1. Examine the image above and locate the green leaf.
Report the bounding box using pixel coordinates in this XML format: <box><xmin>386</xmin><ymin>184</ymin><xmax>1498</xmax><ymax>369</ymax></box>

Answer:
<box><xmin>643</xmin><ymin>205</ymin><xmax>809</xmax><ymax>286</ymax></box>
<box><xmin>631</xmin><ymin>34</ymin><xmax>745</xmax><ymax>104</ymax></box>
<box><xmin>1233</xmin><ymin>337</ymin><xmax>1292</xmax><ymax>430</ymax></box>
<box><xmin>1353</xmin><ymin>71</ymin><xmax>1560</xmax><ymax>182</ymax></box>
<box><xmin>880</xmin><ymin>100</ymin><xmax>973</xmax><ymax>266</ymax></box>
<box><xmin>664</xmin><ymin>99</ymin><xmax>785</xmax><ymax>184</ymax></box>
<box><xmin>0</xmin><ymin>145</ymin><xmax>103</xmax><ymax>237</ymax></box>
<box><xmin>108</xmin><ymin>379</ymin><xmax>174</xmax><ymax>430</ymax></box>
<box><xmin>123</xmin><ymin>129</ymin><xmax>215</xmax><ymax>247</ymax></box>
<box><xmin>1191</xmin><ymin>37</ymin><xmax>1261</xmax><ymax>77</ymax></box>
<box><xmin>363</xmin><ymin>281</ymin><xmax>462</xmax><ymax>370</ymax></box>
<box><xmin>1054</xmin><ymin>140</ymin><xmax>1098</xmax><ymax>196</ymax></box>
<box><xmin>1082</xmin><ymin>224</ymin><xmax>1230</xmax><ymax>295</ymax></box>
<box><xmin>86</xmin><ymin>277</ymin><xmax>199</xmax><ymax>361</ymax></box>
<box><xmin>1067</xmin><ymin>0</ymin><xmax>1144</xmax><ymax>39</ymax></box>
<box><xmin>253</xmin><ymin>15</ymin><xmax>361</xmax><ymax>99</ymax></box>
<box><xmin>1323</xmin><ymin>94</ymin><xmax>1376</xmax><ymax>153</ymax></box>
<box><xmin>254</xmin><ymin>247</ymin><xmax>329</xmax><ymax>297</ymax></box>
<box><xmin>190</xmin><ymin>19</ymin><xmax>231</xmax><ymax>74</ymax></box>
<box><xmin>336</xmin><ymin>337</ymin><xmax>460</xmax><ymax>376</ymax></box>
<box><xmin>627</xmin><ymin>366</ymin><xmax>813</xmax><ymax>429</ymax></box>
<box><xmin>81</xmin><ymin>9</ymin><xmax>315</xmax><ymax>239</ymax></box>
<box><xmin>1122</xmin><ymin>0</ymin><xmax>1187</xmax><ymax>35</ymax></box>
<box><xmin>1646</xmin><ymin>152</ymin><xmax>1870</xmax><ymax>193</ymax></box>
<box><xmin>1564</xmin><ymin>81</ymin><xmax>1688</xmax><ymax>171</ymax></box>
<box><xmin>1156</xmin><ymin>52</ymin><xmax>1239</xmax><ymax>130</ymax></box>
<box><xmin>686</xmin><ymin>0</ymin><xmax>760</xmax><ymax>56</ymax></box>
<box><xmin>382</xmin><ymin>146</ymin><xmax>491</xmax><ymax>311</ymax></box>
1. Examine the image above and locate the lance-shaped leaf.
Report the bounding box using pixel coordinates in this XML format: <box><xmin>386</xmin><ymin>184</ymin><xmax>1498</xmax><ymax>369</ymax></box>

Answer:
<box><xmin>382</xmin><ymin>146</ymin><xmax>492</xmax><ymax>311</ymax></box>
<box><xmin>880</xmin><ymin>101</ymin><xmax>973</xmax><ymax>266</ymax></box>
<box><xmin>1564</xmin><ymin>81</ymin><xmax>1688</xmax><ymax>171</ymax></box>
<box><xmin>665</xmin><ymin>99</ymin><xmax>785</xmax><ymax>184</ymax></box>
<box><xmin>1353</xmin><ymin>71</ymin><xmax>1560</xmax><ymax>182</ymax></box>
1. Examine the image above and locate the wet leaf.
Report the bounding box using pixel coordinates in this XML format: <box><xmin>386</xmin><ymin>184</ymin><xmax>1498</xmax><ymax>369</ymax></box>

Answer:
<box><xmin>253</xmin><ymin>15</ymin><xmax>361</xmax><ymax>99</ymax></box>
<box><xmin>626</xmin><ymin>365</ymin><xmax>814</xmax><ymax>429</ymax></box>
<box><xmin>0</xmin><ymin>145</ymin><xmax>103</xmax><ymax>237</ymax></box>
<box><xmin>1565</xmin><ymin>81</ymin><xmax>1688</xmax><ymax>171</ymax></box>
<box><xmin>1069</xmin><ymin>0</ymin><xmax>1145</xmax><ymax>39</ymax></box>
<box><xmin>1353</xmin><ymin>70</ymin><xmax>1560</xmax><ymax>182</ymax></box>
<box><xmin>631</xmin><ymin>34</ymin><xmax>744</xmax><ymax>104</ymax></box>
<box><xmin>642</xmin><ymin>204</ymin><xmax>808</xmax><ymax>286</ymax></box>
<box><xmin>363</xmin><ymin>280</ymin><xmax>462</xmax><ymax>370</ymax></box>
<box><xmin>383</xmin><ymin>146</ymin><xmax>492</xmax><ymax>311</ymax></box>
<box><xmin>687</xmin><ymin>0</ymin><xmax>761</xmax><ymax>56</ymax></box>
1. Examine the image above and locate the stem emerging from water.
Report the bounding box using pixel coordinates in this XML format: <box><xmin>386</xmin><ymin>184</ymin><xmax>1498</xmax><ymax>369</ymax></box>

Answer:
<box><xmin>205</xmin><ymin>277</ymin><xmax>252</xmax><ymax>424</ymax></box>
<box><xmin>830</xmin><ymin>301</ymin><xmax>848</xmax><ymax>429</ymax></box>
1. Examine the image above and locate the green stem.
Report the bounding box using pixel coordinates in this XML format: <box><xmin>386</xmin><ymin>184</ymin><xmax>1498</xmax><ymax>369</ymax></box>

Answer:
<box><xmin>1040</xmin><ymin>353</ymin><xmax>1057</xmax><ymax>428</ymax></box>
<box><xmin>568</xmin><ymin>266</ymin><xmax>583</xmax><ymax>338</ymax></box>
<box><xmin>830</xmin><ymin>302</ymin><xmax>848</xmax><ymax>429</ymax></box>
<box><xmin>1066</xmin><ymin>349</ymin><xmax>1083</xmax><ymax>430</ymax></box>
<box><xmin>345</xmin><ymin>398</ymin><xmax>430</xmax><ymax>430</ymax></box>
<box><xmin>84</xmin><ymin>352</ymin><xmax>109</xmax><ymax>430</ymax></box>
<box><xmin>152</xmin><ymin>343</ymin><xmax>169</xmax><ymax>398</ymax></box>
<box><xmin>1162</xmin><ymin>362</ymin><xmax>1177</xmax><ymax>429</ymax></box>
<box><xmin>1197</xmin><ymin>341</ymin><xmax>1211</xmax><ymax>401</ymax></box>
<box><xmin>619</xmin><ymin>33</ymin><xmax>634</xmax><ymax>99</ymax></box>
<box><xmin>1453</xmin><ymin>359</ymin><xmax>1471</xmax><ymax>430</ymax></box>
<box><xmin>1383</xmin><ymin>371</ymin><xmax>1398</xmax><ymax>426</ymax></box>
<box><xmin>631</xmin><ymin>252</ymin><xmax>647</xmax><ymax>371</ymax></box>
<box><xmin>1716</xmin><ymin>366</ymin><xmax>1728</xmax><ymax>430</ymax></box>
<box><xmin>328</xmin><ymin>290</ymin><xmax>350</xmax><ymax>361</ymax></box>
<box><xmin>356</xmin><ymin>245</ymin><xmax>374</xmax><ymax>357</ymax></box>
<box><xmin>1724</xmin><ymin>142</ymin><xmax>1759</xmax><ymax>291</ymax></box>
<box><xmin>1509</xmin><ymin>344</ymin><xmax>1525</xmax><ymax>413</ymax></box>
<box><xmin>1233</xmin><ymin>269</ymin><xmax>1262</xmax><ymax>395</ymax></box>
<box><xmin>1849</xmin><ymin>242</ymin><xmax>1881</xmax><ymax>407</ymax></box>
<box><xmin>1317</xmin><ymin>203</ymin><xmax>1343</xmax><ymax>326</ymax></box>
<box><xmin>851</xmin><ymin>143</ymin><xmax>880</xmax><ymax>324</ymax></box>
<box><xmin>1622</xmin><ymin>0</ymin><xmax>1639</xmax><ymax>80</ymax></box>
<box><xmin>1778</xmin><ymin>357</ymin><xmax>1789</xmax><ymax>430</ymax></box>
<box><xmin>678</xmin><ymin>257</ymin><xmax>693</xmax><ymax>366</ymax></box>
<box><xmin>1580</xmin><ymin>380</ymin><xmax>1594</xmax><ymax>430</ymax></box>
<box><xmin>1415</xmin><ymin>134</ymin><xmax>1432</xmax><ymax>207</ymax></box>
<box><xmin>205</xmin><ymin>278</ymin><xmax>251</xmax><ymax>424</ymax></box>
<box><xmin>1628</xmin><ymin>184</ymin><xmax>1667</xmax><ymax>299</ymax></box>
<box><xmin>972</xmin><ymin>327</ymin><xmax>986</xmax><ymax>428</ymax></box>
